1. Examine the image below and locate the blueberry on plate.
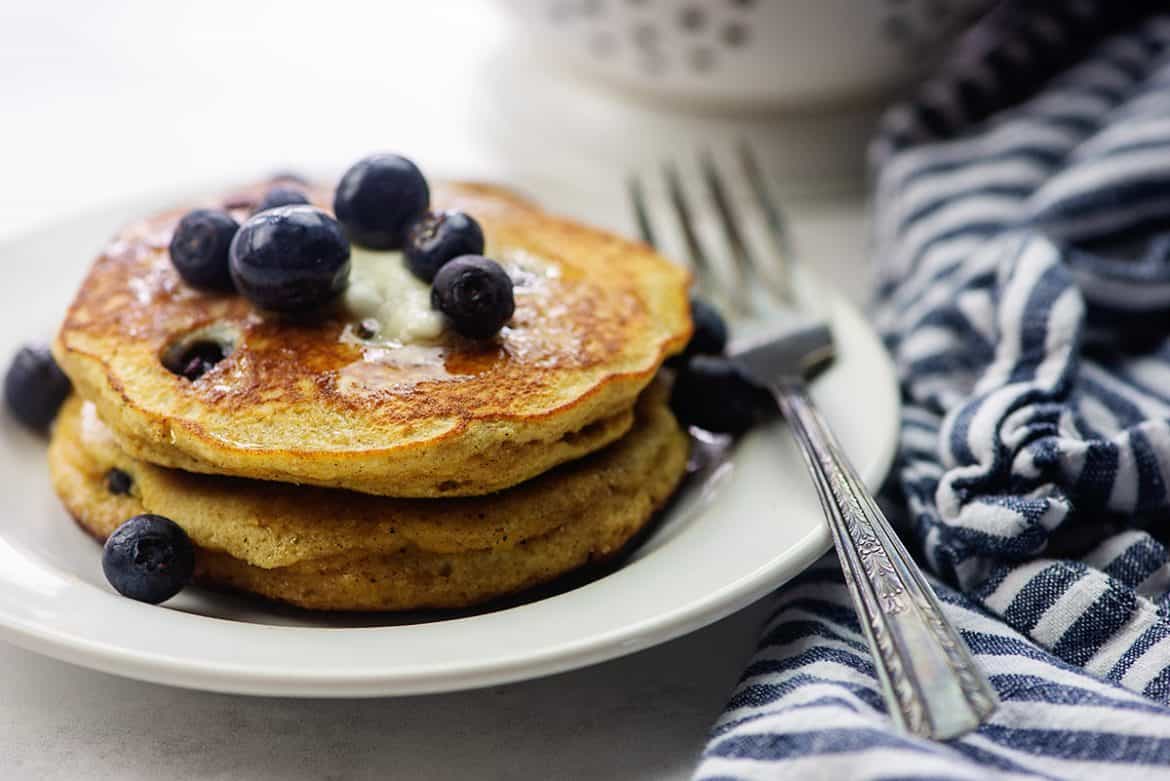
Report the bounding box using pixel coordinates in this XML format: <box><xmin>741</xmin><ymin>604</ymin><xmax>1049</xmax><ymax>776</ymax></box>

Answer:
<box><xmin>670</xmin><ymin>355</ymin><xmax>774</xmax><ymax>435</ymax></box>
<box><xmin>404</xmin><ymin>210</ymin><xmax>485</xmax><ymax>282</ymax></box>
<box><xmin>431</xmin><ymin>255</ymin><xmax>515</xmax><ymax>339</ymax></box>
<box><xmin>5</xmin><ymin>345</ymin><xmax>71</xmax><ymax>432</ymax></box>
<box><xmin>102</xmin><ymin>514</ymin><xmax>196</xmax><ymax>604</ymax></box>
<box><xmin>229</xmin><ymin>205</ymin><xmax>351</xmax><ymax>313</ymax></box>
<box><xmin>253</xmin><ymin>186</ymin><xmax>310</xmax><ymax>214</ymax></box>
<box><xmin>333</xmin><ymin>154</ymin><xmax>429</xmax><ymax>250</ymax></box>
<box><xmin>168</xmin><ymin>209</ymin><xmax>240</xmax><ymax>291</ymax></box>
<box><xmin>669</xmin><ymin>297</ymin><xmax>729</xmax><ymax>367</ymax></box>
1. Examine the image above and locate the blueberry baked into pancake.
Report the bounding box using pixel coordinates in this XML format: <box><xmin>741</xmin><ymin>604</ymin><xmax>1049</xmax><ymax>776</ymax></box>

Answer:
<box><xmin>6</xmin><ymin>152</ymin><xmax>765</xmax><ymax>610</ymax></box>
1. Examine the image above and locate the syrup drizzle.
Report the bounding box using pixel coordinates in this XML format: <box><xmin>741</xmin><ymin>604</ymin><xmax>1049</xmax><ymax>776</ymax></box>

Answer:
<box><xmin>337</xmin><ymin>344</ymin><xmax>464</xmax><ymax>395</ymax></box>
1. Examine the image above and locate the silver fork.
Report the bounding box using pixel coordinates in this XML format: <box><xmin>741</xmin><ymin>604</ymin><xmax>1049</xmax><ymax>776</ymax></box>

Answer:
<box><xmin>629</xmin><ymin>145</ymin><xmax>997</xmax><ymax>741</ymax></box>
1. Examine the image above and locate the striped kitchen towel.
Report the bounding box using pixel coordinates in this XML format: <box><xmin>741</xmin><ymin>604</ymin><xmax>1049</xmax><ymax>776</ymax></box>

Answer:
<box><xmin>698</xmin><ymin>2</ymin><xmax>1170</xmax><ymax>779</ymax></box>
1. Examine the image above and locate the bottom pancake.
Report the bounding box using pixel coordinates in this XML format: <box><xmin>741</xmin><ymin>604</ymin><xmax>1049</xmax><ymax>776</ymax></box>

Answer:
<box><xmin>49</xmin><ymin>384</ymin><xmax>689</xmax><ymax>611</ymax></box>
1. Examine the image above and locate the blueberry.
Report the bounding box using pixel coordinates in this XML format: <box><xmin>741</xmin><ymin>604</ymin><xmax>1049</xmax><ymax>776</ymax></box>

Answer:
<box><xmin>168</xmin><ymin>209</ymin><xmax>239</xmax><ymax>291</ymax></box>
<box><xmin>253</xmin><ymin>186</ymin><xmax>310</xmax><ymax>214</ymax></box>
<box><xmin>333</xmin><ymin>154</ymin><xmax>429</xmax><ymax>250</ymax></box>
<box><xmin>229</xmin><ymin>205</ymin><xmax>350</xmax><ymax>313</ymax></box>
<box><xmin>5</xmin><ymin>345</ymin><xmax>71</xmax><ymax>432</ymax></box>
<box><xmin>164</xmin><ymin>340</ymin><xmax>227</xmax><ymax>381</ymax></box>
<box><xmin>106</xmin><ymin>468</ymin><xmax>133</xmax><ymax>496</ymax></box>
<box><xmin>404</xmin><ymin>210</ymin><xmax>486</xmax><ymax>282</ymax></box>
<box><xmin>669</xmin><ymin>297</ymin><xmax>729</xmax><ymax>367</ymax></box>
<box><xmin>670</xmin><ymin>355</ymin><xmax>774</xmax><ymax>435</ymax></box>
<box><xmin>431</xmin><ymin>256</ymin><xmax>515</xmax><ymax>339</ymax></box>
<box><xmin>102</xmin><ymin>514</ymin><xmax>196</xmax><ymax>604</ymax></box>
<box><xmin>687</xmin><ymin>298</ymin><xmax>729</xmax><ymax>355</ymax></box>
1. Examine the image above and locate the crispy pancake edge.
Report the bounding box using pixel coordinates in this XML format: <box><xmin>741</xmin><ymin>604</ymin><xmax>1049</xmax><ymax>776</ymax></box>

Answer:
<box><xmin>50</xmin><ymin>388</ymin><xmax>690</xmax><ymax>611</ymax></box>
<box><xmin>54</xmin><ymin>180</ymin><xmax>692</xmax><ymax>496</ymax></box>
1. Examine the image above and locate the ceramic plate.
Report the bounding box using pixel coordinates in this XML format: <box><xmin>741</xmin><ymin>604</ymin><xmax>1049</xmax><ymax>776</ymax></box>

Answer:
<box><xmin>0</xmin><ymin>183</ymin><xmax>898</xmax><ymax>696</ymax></box>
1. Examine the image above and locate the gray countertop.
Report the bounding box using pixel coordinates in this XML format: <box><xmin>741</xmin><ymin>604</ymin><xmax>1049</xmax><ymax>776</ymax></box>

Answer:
<box><xmin>0</xmin><ymin>603</ymin><xmax>770</xmax><ymax>780</ymax></box>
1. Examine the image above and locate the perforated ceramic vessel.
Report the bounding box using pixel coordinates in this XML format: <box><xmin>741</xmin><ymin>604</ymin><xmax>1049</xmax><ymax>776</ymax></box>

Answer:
<box><xmin>498</xmin><ymin>0</ymin><xmax>990</xmax><ymax>108</ymax></box>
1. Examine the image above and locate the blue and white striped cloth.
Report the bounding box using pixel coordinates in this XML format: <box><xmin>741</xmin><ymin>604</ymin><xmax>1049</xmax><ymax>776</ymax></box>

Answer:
<box><xmin>698</xmin><ymin>2</ymin><xmax>1170</xmax><ymax>778</ymax></box>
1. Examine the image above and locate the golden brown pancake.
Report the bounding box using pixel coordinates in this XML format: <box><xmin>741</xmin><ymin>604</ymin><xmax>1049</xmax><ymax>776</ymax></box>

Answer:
<box><xmin>53</xmin><ymin>179</ymin><xmax>691</xmax><ymax>497</ymax></box>
<box><xmin>49</xmin><ymin>385</ymin><xmax>690</xmax><ymax>611</ymax></box>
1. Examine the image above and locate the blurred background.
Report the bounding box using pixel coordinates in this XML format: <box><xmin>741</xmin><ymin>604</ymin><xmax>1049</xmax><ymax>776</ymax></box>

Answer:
<box><xmin>0</xmin><ymin>0</ymin><xmax>986</xmax><ymax>302</ymax></box>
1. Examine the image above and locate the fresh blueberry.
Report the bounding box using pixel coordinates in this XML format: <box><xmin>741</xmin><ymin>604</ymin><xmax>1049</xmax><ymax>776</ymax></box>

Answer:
<box><xmin>106</xmin><ymin>468</ymin><xmax>134</xmax><ymax>496</ymax></box>
<box><xmin>229</xmin><ymin>205</ymin><xmax>351</xmax><ymax>313</ymax></box>
<box><xmin>253</xmin><ymin>186</ymin><xmax>310</xmax><ymax>214</ymax></box>
<box><xmin>333</xmin><ymin>154</ymin><xmax>429</xmax><ymax>250</ymax></box>
<box><xmin>5</xmin><ymin>345</ymin><xmax>71</xmax><ymax>432</ymax></box>
<box><xmin>669</xmin><ymin>297</ymin><xmax>729</xmax><ymax>367</ymax></box>
<box><xmin>102</xmin><ymin>514</ymin><xmax>196</xmax><ymax>604</ymax></box>
<box><xmin>670</xmin><ymin>355</ymin><xmax>774</xmax><ymax>435</ymax></box>
<box><xmin>431</xmin><ymin>256</ymin><xmax>515</xmax><ymax>339</ymax></box>
<box><xmin>404</xmin><ymin>210</ymin><xmax>486</xmax><ymax>282</ymax></box>
<box><xmin>168</xmin><ymin>209</ymin><xmax>239</xmax><ymax>291</ymax></box>
<box><xmin>687</xmin><ymin>298</ymin><xmax>729</xmax><ymax>355</ymax></box>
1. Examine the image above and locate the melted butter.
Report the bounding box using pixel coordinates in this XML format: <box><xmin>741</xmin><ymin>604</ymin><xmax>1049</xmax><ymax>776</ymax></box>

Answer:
<box><xmin>343</xmin><ymin>245</ymin><xmax>561</xmax><ymax>344</ymax></box>
<box><xmin>335</xmin><ymin>244</ymin><xmax>588</xmax><ymax>390</ymax></box>
<box><xmin>343</xmin><ymin>248</ymin><xmax>445</xmax><ymax>344</ymax></box>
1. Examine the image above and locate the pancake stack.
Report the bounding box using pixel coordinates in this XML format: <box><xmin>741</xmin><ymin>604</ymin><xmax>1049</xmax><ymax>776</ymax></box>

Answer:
<box><xmin>48</xmin><ymin>179</ymin><xmax>693</xmax><ymax>610</ymax></box>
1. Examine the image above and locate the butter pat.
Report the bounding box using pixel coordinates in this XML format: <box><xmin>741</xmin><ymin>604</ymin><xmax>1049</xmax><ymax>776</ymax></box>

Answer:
<box><xmin>343</xmin><ymin>248</ymin><xmax>445</xmax><ymax>343</ymax></box>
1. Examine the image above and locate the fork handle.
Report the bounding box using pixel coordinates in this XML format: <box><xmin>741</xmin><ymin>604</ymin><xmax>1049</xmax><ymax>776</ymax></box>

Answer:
<box><xmin>771</xmin><ymin>379</ymin><xmax>997</xmax><ymax>740</ymax></box>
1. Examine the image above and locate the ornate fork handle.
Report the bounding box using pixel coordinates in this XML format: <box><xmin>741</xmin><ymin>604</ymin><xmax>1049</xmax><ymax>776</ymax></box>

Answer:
<box><xmin>772</xmin><ymin>379</ymin><xmax>998</xmax><ymax>740</ymax></box>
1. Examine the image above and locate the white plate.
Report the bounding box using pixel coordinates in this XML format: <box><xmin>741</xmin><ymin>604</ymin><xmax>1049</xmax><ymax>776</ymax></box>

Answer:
<box><xmin>0</xmin><ymin>185</ymin><xmax>899</xmax><ymax>697</ymax></box>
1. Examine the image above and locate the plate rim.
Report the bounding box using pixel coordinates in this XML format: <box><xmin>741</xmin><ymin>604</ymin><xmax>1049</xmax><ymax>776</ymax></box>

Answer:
<box><xmin>0</xmin><ymin>526</ymin><xmax>834</xmax><ymax>697</ymax></box>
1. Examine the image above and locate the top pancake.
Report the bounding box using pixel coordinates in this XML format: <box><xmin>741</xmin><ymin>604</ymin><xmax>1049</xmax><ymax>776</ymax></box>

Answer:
<box><xmin>54</xmin><ymin>178</ymin><xmax>691</xmax><ymax>497</ymax></box>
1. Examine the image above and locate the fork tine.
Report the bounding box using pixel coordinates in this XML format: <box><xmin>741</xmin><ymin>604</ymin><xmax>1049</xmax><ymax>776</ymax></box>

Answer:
<box><xmin>738</xmin><ymin>142</ymin><xmax>795</xmax><ymax>303</ymax></box>
<box><xmin>663</xmin><ymin>162</ymin><xmax>722</xmax><ymax>304</ymax></box>
<box><xmin>699</xmin><ymin>150</ymin><xmax>754</xmax><ymax>314</ymax></box>
<box><xmin>627</xmin><ymin>175</ymin><xmax>657</xmax><ymax>249</ymax></box>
